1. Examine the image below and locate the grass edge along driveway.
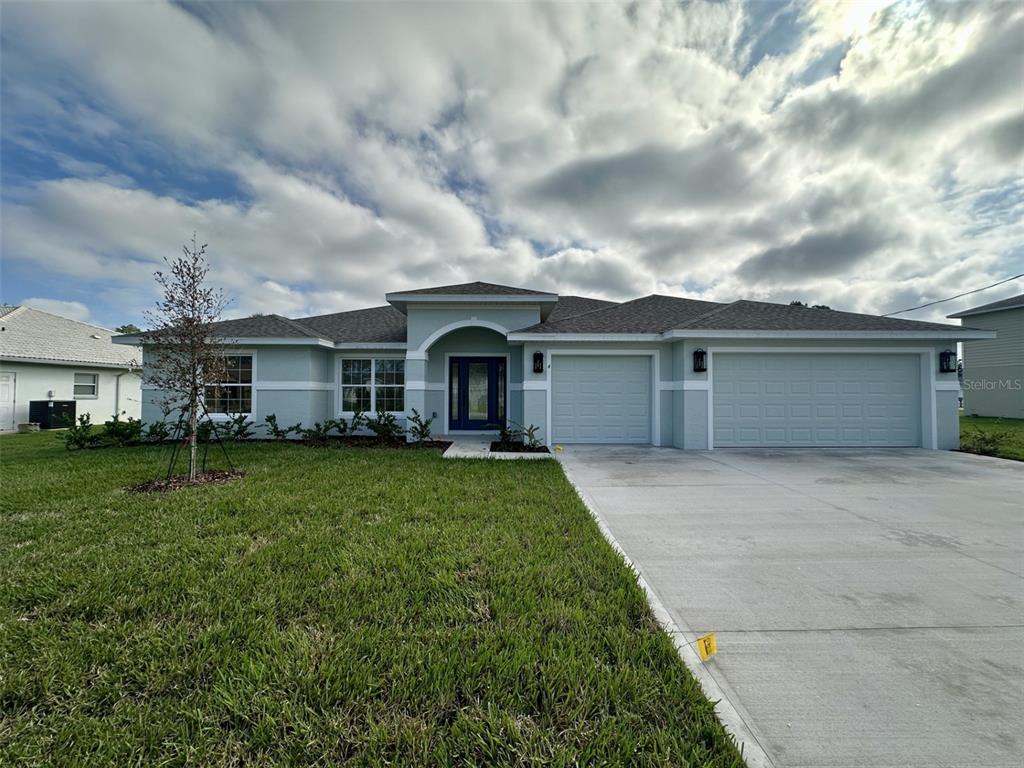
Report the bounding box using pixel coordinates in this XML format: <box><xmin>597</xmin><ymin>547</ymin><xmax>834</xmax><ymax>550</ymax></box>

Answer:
<box><xmin>960</xmin><ymin>414</ymin><xmax>1024</xmax><ymax>461</ymax></box>
<box><xmin>0</xmin><ymin>433</ymin><xmax>744</xmax><ymax>767</ymax></box>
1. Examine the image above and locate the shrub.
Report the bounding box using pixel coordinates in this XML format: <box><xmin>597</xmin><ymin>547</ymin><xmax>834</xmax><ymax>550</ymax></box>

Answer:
<box><xmin>367</xmin><ymin>409</ymin><xmax>404</xmax><ymax>441</ymax></box>
<box><xmin>223</xmin><ymin>414</ymin><xmax>255</xmax><ymax>442</ymax></box>
<box><xmin>143</xmin><ymin>420</ymin><xmax>172</xmax><ymax>443</ymax></box>
<box><xmin>299</xmin><ymin>421</ymin><xmax>335</xmax><ymax>445</ymax></box>
<box><xmin>264</xmin><ymin>413</ymin><xmax>302</xmax><ymax>441</ymax></box>
<box><xmin>63</xmin><ymin>414</ymin><xmax>99</xmax><ymax>450</ymax></box>
<box><xmin>325</xmin><ymin>417</ymin><xmax>348</xmax><ymax>437</ymax></box>
<box><xmin>520</xmin><ymin>422</ymin><xmax>543</xmax><ymax>449</ymax></box>
<box><xmin>496</xmin><ymin>421</ymin><xmax>522</xmax><ymax>446</ymax></box>
<box><xmin>961</xmin><ymin>427</ymin><xmax>1010</xmax><ymax>457</ymax></box>
<box><xmin>349</xmin><ymin>410</ymin><xmax>368</xmax><ymax>434</ymax></box>
<box><xmin>196</xmin><ymin>420</ymin><xmax>215</xmax><ymax>444</ymax></box>
<box><xmin>407</xmin><ymin>409</ymin><xmax>433</xmax><ymax>443</ymax></box>
<box><xmin>102</xmin><ymin>412</ymin><xmax>144</xmax><ymax>447</ymax></box>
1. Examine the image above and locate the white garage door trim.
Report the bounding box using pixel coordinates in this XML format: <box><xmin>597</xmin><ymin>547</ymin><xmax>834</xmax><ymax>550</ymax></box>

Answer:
<box><xmin>547</xmin><ymin>349</ymin><xmax>660</xmax><ymax>446</ymax></box>
<box><xmin>707</xmin><ymin>347</ymin><xmax>938</xmax><ymax>450</ymax></box>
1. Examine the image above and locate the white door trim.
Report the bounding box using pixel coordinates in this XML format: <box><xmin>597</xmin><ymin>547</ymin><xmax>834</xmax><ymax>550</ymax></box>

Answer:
<box><xmin>546</xmin><ymin>349</ymin><xmax>660</xmax><ymax>447</ymax></box>
<box><xmin>0</xmin><ymin>371</ymin><xmax>16</xmax><ymax>432</ymax></box>
<box><xmin>706</xmin><ymin>347</ymin><xmax>938</xmax><ymax>451</ymax></box>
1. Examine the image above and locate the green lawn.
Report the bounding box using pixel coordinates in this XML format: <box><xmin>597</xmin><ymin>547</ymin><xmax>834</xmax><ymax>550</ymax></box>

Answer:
<box><xmin>960</xmin><ymin>415</ymin><xmax>1024</xmax><ymax>461</ymax></box>
<box><xmin>0</xmin><ymin>433</ymin><xmax>741</xmax><ymax>767</ymax></box>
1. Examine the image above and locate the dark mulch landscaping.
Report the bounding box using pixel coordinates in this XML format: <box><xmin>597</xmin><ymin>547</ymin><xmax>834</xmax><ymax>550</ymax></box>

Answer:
<box><xmin>128</xmin><ymin>469</ymin><xmax>245</xmax><ymax>493</ymax></box>
<box><xmin>319</xmin><ymin>436</ymin><xmax>452</xmax><ymax>451</ymax></box>
<box><xmin>490</xmin><ymin>441</ymin><xmax>551</xmax><ymax>454</ymax></box>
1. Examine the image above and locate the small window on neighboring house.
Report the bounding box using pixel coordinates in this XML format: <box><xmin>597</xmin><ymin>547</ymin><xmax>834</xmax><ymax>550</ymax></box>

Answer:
<box><xmin>73</xmin><ymin>373</ymin><xmax>98</xmax><ymax>398</ymax></box>
<box><xmin>204</xmin><ymin>354</ymin><xmax>253</xmax><ymax>414</ymax></box>
<box><xmin>341</xmin><ymin>358</ymin><xmax>404</xmax><ymax>413</ymax></box>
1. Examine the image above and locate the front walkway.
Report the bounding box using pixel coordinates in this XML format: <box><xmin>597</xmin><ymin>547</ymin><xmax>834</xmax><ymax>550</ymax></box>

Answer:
<box><xmin>442</xmin><ymin>436</ymin><xmax>552</xmax><ymax>460</ymax></box>
<box><xmin>558</xmin><ymin>445</ymin><xmax>1024</xmax><ymax>768</ymax></box>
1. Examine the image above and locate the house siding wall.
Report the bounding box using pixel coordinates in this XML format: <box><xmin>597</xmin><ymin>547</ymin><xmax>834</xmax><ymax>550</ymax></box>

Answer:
<box><xmin>0</xmin><ymin>361</ymin><xmax>141</xmax><ymax>427</ymax></box>
<box><xmin>405</xmin><ymin>305</ymin><xmax>540</xmax><ymax>353</ymax></box>
<box><xmin>140</xmin><ymin>345</ymin><xmax>335</xmax><ymax>434</ymax></box>
<box><xmin>960</xmin><ymin>308</ymin><xmax>1024</xmax><ymax>419</ymax></box>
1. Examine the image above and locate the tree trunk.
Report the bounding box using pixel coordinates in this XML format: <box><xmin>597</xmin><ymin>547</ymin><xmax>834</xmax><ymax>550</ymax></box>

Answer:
<box><xmin>188</xmin><ymin>392</ymin><xmax>198</xmax><ymax>482</ymax></box>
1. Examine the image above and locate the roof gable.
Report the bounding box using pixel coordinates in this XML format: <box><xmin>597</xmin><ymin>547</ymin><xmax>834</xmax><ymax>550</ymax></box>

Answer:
<box><xmin>388</xmin><ymin>281</ymin><xmax>554</xmax><ymax>297</ymax></box>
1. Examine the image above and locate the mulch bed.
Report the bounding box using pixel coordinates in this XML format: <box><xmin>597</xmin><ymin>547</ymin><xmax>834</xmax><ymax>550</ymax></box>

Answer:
<box><xmin>128</xmin><ymin>470</ymin><xmax>245</xmax><ymax>494</ymax></box>
<box><xmin>490</xmin><ymin>442</ymin><xmax>551</xmax><ymax>454</ymax></box>
<box><xmin>299</xmin><ymin>437</ymin><xmax>452</xmax><ymax>451</ymax></box>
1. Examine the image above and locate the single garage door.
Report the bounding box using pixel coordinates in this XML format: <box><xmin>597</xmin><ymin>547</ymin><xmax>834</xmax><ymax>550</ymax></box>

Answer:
<box><xmin>713</xmin><ymin>353</ymin><xmax>921</xmax><ymax>447</ymax></box>
<box><xmin>551</xmin><ymin>355</ymin><xmax>651</xmax><ymax>443</ymax></box>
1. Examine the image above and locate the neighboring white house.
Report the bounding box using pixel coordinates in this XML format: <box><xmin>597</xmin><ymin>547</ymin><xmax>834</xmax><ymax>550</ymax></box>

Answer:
<box><xmin>949</xmin><ymin>293</ymin><xmax>1024</xmax><ymax>419</ymax></box>
<box><xmin>0</xmin><ymin>306</ymin><xmax>142</xmax><ymax>432</ymax></box>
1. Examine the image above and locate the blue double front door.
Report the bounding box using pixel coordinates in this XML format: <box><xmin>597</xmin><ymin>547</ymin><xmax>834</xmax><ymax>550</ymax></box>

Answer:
<box><xmin>449</xmin><ymin>356</ymin><xmax>506</xmax><ymax>430</ymax></box>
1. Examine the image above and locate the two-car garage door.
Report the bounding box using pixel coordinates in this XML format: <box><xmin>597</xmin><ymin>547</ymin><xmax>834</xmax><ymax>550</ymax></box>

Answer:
<box><xmin>547</xmin><ymin>351</ymin><xmax>923</xmax><ymax>448</ymax></box>
<box><xmin>713</xmin><ymin>353</ymin><xmax>922</xmax><ymax>447</ymax></box>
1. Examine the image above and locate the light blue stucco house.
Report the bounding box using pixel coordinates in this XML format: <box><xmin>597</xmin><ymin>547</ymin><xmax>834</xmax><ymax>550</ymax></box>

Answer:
<box><xmin>116</xmin><ymin>282</ymin><xmax>994</xmax><ymax>450</ymax></box>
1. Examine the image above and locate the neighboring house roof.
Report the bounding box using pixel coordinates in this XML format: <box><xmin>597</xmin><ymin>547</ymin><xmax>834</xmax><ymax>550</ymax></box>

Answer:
<box><xmin>387</xmin><ymin>281</ymin><xmax>553</xmax><ymax>297</ymax></box>
<box><xmin>947</xmin><ymin>292</ymin><xmax>1024</xmax><ymax>319</ymax></box>
<box><xmin>0</xmin><ymin>305</ymin><xmax>140</xmax><ymax>368</ymax></box>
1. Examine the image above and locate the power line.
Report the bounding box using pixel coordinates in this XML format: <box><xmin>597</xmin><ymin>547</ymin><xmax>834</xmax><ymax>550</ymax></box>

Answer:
<box><xmin>883</xmin><ymin>273</ymin><xmax>1024</xmax><ymax>316</ymax></box>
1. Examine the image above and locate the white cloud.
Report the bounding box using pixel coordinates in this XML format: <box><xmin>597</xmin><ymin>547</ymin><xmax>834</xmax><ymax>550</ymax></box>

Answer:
<box><xmin>1</xmin><ymin>0</ymin><xmax>1021</xmax><ymax>327</ymax></box>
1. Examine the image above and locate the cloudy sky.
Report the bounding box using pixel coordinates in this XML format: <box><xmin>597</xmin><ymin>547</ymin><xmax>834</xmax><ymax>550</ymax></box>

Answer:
<box><xmin>2</xmin><ymin>0</ymin><xmax>1022</xmax><ymax>328</ymax></box>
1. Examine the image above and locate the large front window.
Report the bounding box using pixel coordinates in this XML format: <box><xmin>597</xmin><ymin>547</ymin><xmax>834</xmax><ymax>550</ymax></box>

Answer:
<box><xmin>204</xmin><ymin>354</ymin><xmax>253</xmax><ymax>414</ymax></box>
<box><xmin>342</xmin><ymin>358</ymin><xmax>404</xmax><ymax>413</ymax></box>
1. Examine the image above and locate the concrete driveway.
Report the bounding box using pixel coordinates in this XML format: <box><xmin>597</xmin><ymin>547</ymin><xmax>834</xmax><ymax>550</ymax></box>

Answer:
<box><xmin>558</xmin><ymin>446</ymin><xmax>1024</xmax><ymax>768</ymax></box>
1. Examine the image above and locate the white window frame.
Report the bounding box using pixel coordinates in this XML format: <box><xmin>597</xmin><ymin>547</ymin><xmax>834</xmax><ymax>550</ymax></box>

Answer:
<box><xmin>203</xmin><ymin>351</ymin><xmax>256</xmax><ymax>418</ymax></box>
<box><xmin>336</xmin><ymin>355</ymin><xmax>406</xmax><ymax>416</ymax></box>
<box><xmin>73</xmin><ymin>372</ymin><xmax>99</xmax><ymax>399</ymax></box>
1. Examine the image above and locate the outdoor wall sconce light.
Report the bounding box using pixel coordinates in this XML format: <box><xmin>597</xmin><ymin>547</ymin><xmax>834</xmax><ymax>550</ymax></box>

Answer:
<box><xmin>533</xmin><ymin>351</ymin><xmax>545</xmax><ymax>374</ymax></box>
<box><xmin>939</xmin><ymin>349</ymin><xmax>957</xmax><ymax>374</ymax></box>
<box><xmin>693</xmin><ymin>348</ymin><xmax>707</xmax><ymax>373</ymax></box>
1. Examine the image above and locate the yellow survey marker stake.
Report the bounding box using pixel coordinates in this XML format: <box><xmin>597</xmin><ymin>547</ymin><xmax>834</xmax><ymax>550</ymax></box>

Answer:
<box><xmin>696</xmin><ymin>632</ymin><xmax>717</xmax><ymax>661</ymax></box>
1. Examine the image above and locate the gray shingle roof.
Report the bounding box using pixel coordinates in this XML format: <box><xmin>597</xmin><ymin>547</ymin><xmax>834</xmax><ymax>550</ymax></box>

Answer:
<box><xmin>522</xmin><ymin>295</ymin><xmax>724</xmax><ymax>334</ymax></box>
<box><xmin>544</xmin><ymin>295</ymin><xmax>618</xmax><ymax>323</ymax></box>
<box><xmin>204</xmin><ymin>306</ymin><xmax>407</xmax><ymax>343</ymax></box>
<box><xmin>389</xmin><ymin>281</ymin><xmax>555</xmax><ymax>297</ymax></box>
<box><xmin>947</xmin><ymin>292</ymin><xmax>1024</xmax><ymax>318</ymax></box>
<box><xmin>295</xmin><ymin>306</ymin><xmax>407</xmax><ymax>343</ymax></box>
<box><xmin>0</xmin><ymin>306</ymin><xmax>140</xmax><ymax>367</ymax></box>
<box><xmin>675</xmin><ymin>300</ymin><xmax>967</xmax><ymax>332</ymax></box>
<box><xmin>208</xmin><ymin>314</ymin><xmax>317</xmax><ymax>339</ymax></box>
<box><xmin>134</xmin><ymin>285</ymin><xmax>978</xmax><ymax>345</ymax></box>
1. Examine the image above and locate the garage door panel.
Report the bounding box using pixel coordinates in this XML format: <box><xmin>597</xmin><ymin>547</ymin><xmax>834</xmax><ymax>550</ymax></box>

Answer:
<box><xmin>552</xmin><ymin>356</ymin><xmax>651</xmax><ymax>444</ymax></box>
<box><xmin>714</xmin><ymin>353</ymin><xmax>921</xmax><ymax>447</ymax></box>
